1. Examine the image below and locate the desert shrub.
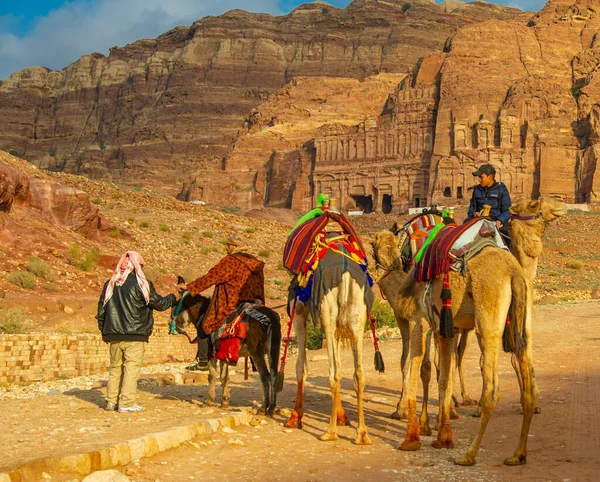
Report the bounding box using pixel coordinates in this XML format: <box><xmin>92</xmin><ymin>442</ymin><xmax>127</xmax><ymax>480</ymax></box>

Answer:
<box><xmin>258</xmin><ymin>249</ymin><xmax>271</xmax><ymax>258</ymax></box>
<box><xmin>402</xmin><ymin>2</ymin><xmax>411</xmax><ymax>12</ymax></box>
<box><xmin>44</xmin><ymin>282</ymin><xmax>59</xmax><ymax>292</ymax></box>
<box><xmin>202</xmin><ymin>231</ymin><xmax>213</xmax><ymax>238</ymax></box>
<box><xmin>566</xmin><ymin>261</ymin><xmax>583</xmax><ymax>270</ymax></box>
<box><xmin>182</xmin><ymin>231</ymin><xmax>192</xmax><ymax>245</ymax></box>
<box><xmin>219</xmin><ymin>205</ymin><xmax>241</xmax><ymax>214</ymax></box>
<box><xmin>0</xmin><ymin>306</ymin><xmax>30</xmax><ymax>333</ymax></box>
<box><xmin>139</xmin><ymin>221</ymin><xmax>150</xmax><ymax>228</ymax></box>
<box><xmin>69</xmin><ymin>244</ymin><xmax>99</xmax><ymax>271</ymax></box>
<box><xmin>371</xmin><ymin>300</ymin><xmax>396</xmax><ymax>329</ymax></box>
<box><xmin>92</xmin><ymin>198</ymin><xmax>102</xmax><ymax>205</ymax></box>
<box><xmin>127</xmin><ymin>217</ymin><xmax>135</xmax><ymax>225</ymax></box>
<box><xmin>8</xmin><ymin>271</ymin><xmax>36</xmax><ymax>290</ymax></box>
<box><xmin>8</xmin><ymin>150</ymin><xmax>21</xmax><ymax>157</ymax></box>
<box><xmin>26</xmin><ymin>256</ymin><xmax>55</xmax><ymax>281</ymax></box>
<box><xmin>306</xmin><ymin>316</ymin><xmax>324</xmax><ymax>350</ymax></box>
<box><xmin>245</xmin><ymin>227</ymin><xmax>256</xmax><ymax>234</ymax></box>
<box><xmin>159</xmin><ymin>224</ymin><xmax>171</xmax><ymax>232</ymax></box>
<box><xmin>109</xmin><ymin>229</ymin><xmax>121</xmax><ymax>239</ymax></box>
<box><xmin>112</xmin><ymin>192</ymin><xmax>123</xmax><ymax>200</ymax></box>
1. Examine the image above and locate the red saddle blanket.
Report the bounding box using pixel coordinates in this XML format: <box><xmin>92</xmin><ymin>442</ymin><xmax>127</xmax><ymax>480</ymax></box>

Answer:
<box><xmin>215</xmin><ymin>314</ymin><xmax>248</xmax><ymax>366</ymax></box>
<box><xmin>414</xmin><ymin>218</ymin><xmax>483</xmax><ymax>282</ymax></box>
<box><xmin>283</xmin><ymin>210</ymin><xmax>367</xmax><ymax>274</ymax></box>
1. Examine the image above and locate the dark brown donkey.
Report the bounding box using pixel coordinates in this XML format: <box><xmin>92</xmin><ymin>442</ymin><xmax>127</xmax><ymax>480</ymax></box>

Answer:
<box><xmin>171</xmin><ymin>278</ymin><xmax>281</xmax><ymax>415</ymax></box>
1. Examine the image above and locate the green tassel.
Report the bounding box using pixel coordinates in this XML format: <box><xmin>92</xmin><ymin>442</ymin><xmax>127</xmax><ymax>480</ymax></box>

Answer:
<box><xmin>275</xmin><ymin>372</ymin><xmax>284</xmax><ymax>393</ymax></box>
<box><xmin>374</xmin><ymin>350</ymin><xmax>385</xmax><ymax>373</ymax></box>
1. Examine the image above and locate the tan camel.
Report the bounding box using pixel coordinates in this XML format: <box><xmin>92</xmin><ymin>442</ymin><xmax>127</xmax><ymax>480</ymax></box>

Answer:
<box><xmin>284</xmin><ymin>268</ymin><xmax>372</xmax><ymax>445</ymax></box>
<box><xmin>373</xmin><ymin>231</ymin><xmax>537</xmax><ymax>466</ymax></box>
<box><xmin>509</xmin><ymin>197</ymin><xmax>567</xmax><ymax>282</ymax></box>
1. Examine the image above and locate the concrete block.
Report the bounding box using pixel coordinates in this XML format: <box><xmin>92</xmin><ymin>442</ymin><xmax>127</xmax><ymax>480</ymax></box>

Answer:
<box><xmin>59</xmin><ymin>453</ymin><xmax>93</xmax><ymax>475</ymax></box>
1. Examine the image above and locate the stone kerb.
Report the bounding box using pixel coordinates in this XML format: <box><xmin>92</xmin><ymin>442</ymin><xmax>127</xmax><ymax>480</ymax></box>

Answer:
<box><xmin>0</xmin><ymin>324</ymin><xmax>196</xmax><ymax>383</ymax></box>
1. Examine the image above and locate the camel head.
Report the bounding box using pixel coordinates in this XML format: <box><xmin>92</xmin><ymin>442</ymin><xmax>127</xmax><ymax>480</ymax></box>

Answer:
<box><xmin>371</xmin><ymin>230</ymin><xmax>402</xmax><ymax>271</ymax></box>
<box><xmin>510</xmin><ymin>197</ymin><xmax>567</xmax><ymax>224</ymax></box>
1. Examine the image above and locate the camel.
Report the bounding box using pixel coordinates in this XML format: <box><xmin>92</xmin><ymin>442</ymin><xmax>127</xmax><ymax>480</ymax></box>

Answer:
<box><xmin>373</xmin><ymin>227</ymin><xmax>537</xmax><ymax>466</ymax></box>
<box><xmin>509</xmin><ymin>197</ymin><xmax>567</xmax><ymax>282</ymax></box>
<box><xmin>284</xmin><ymin>251</ymin><xmax>372</xmax><ymax>445</ymax></box>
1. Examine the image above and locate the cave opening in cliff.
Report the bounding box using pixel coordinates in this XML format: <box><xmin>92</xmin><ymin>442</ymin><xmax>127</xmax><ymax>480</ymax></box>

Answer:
<box><xmin>351</xmin><ymin>195</ymin><xmax>373</xmax><ymax>213</ymax></box>
<box><xmin>382</xmin><ymin>194</ymin><xmax>393</xmax><ymax>214</ymax></box>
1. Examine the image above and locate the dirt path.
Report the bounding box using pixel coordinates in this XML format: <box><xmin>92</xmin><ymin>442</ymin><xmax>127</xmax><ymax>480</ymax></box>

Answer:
<box><xmin>2</xmin><ymin>302</ymin><xmax>599</xmax><ymax>481</ymax></box>
<box><xmin>127</xmin><ymin>301</ymin><xmax>600</xmax><ymax>482</ymax></box>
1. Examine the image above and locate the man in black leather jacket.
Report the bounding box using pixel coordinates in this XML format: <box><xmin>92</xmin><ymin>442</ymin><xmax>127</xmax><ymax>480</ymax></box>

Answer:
<box><xmin>97</xmin><ymin>251</ymin><xmax>176</xmax><ymax>412</ymax></box>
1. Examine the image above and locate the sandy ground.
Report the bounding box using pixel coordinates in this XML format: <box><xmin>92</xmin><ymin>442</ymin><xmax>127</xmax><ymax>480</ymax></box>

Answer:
<box><xmin>2</xmin><ymin>301</ymin><xmax>600</xmax><ymax>481</ymax></box>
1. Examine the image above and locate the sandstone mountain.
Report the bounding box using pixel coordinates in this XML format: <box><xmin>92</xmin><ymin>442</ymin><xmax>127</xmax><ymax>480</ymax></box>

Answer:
<box><xmin>0</xmin><ymin>0</ymin><xmax>529</xmax><ymax>206</ymax></box>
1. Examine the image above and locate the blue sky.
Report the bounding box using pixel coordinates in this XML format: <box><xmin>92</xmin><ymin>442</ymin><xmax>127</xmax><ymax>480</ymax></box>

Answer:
<box><xmin>0</xmin><ymin>0</ymin><xmax>547</xmax><ymax>80</ymax></box>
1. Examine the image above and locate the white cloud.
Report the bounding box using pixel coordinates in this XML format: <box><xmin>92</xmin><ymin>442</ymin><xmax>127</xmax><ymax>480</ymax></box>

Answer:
<box><xmin>0</xmin><ymin>0</ymin><xmax>283</xmax><ymax>80</ymax></box>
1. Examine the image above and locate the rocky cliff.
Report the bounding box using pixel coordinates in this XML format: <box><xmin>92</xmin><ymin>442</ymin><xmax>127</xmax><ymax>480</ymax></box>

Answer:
<box><xmin>0</xmin><ymin>0</ymin><xmax>528</xmax><ymax>202</ymax></box>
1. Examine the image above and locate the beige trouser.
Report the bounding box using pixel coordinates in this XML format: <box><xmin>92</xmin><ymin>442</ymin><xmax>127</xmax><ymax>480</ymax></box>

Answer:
<box><xmin>106</xmin><ymin>341</ymin><xmax>146</xmax><ymax>408</ymax></box>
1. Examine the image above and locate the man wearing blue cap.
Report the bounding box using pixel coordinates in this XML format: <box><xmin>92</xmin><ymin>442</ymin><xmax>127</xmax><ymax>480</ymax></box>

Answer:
<box><xmin>467</xmin><ymin>163</ymin><xmax>512</xmax><ymax>230</ymax></box>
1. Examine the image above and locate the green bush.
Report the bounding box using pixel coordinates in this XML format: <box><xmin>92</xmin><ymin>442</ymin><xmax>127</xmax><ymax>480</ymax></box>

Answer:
<box><xmin>26</xmin><ymin>256</ymin><xmax>55</xmax><ymax>281</ymax></box>
<box><xmin>109</xmin><ymin>229</ymin><xmax>121</xmax><ymax>239</ymax></box>
<box><xmin>69</xmin><ymin>244</ymin><xmax>99</xmax><ymax>272</ymax></box>
<box><xmin>202</xmin><ymin>231</ymin><xmax>213</xmax><ymax>238</ymax></box>
<box><xmin>219</xmin><ymin>205</ymin><xmax>241</xmax><ymax>214</ymax></box>
<box><xmin>245</xmin><ymin>227</ymin><xmax>256</xmax><ymax>234</ymax></box>
<box><xmin>182</xmin><ymin>231</ymin><xmax>192</xmax><ymax>245</ymax></box>
<box><xmin>44</xmin><ymin>282</ymin><xmax>59</xmax><ymax>292</ymax></box>
<box><xmin>8</xmin><ymin>271</ymin><xmax>36</xmax><ymax>290</ymax></box>
<box><xmin>0</xmin><ymin>306</ymin><xmax>30</xmax><ymax>333</ymax></box>
<box><xmin>258</xmin><ymin>249</ymin><xmax>271</xmax><ymax>258</ymax></box>
<box><xmin>139</xmin><ymin>221</ymin><xmax>150</xmax><ymax>228</ymax></box>
<box><xmin>566</xmin><ymin>261</ymin><xmax>583</xmax><ymax>270</ymax></box>
<box><xmin>306</xmin><ymin>316</ymin><xmax>324</xmax><ymax>350</ymax></box>
<box><xmin>92</xmin><ymin>198</ymin><xmax>102</xmax><ymax>205</ymax></box>
<box><xmin>8</xmin><ymin>150</ymin><xmax>21</xmax><ymax>158</ymax></box>
<box><xmin>371</xmin><ymin>300</ymin><xmax>397</xmax><ymax>329</ymax></box>
<box><xmin>402</xmin><ymin>2</ymin><xmax>411</xmax><ymax>12</ymax></box>
<box><xmin>159</xmin><ymin>224</ymin><xmax>171</xmax><ymax>232</ymax></box>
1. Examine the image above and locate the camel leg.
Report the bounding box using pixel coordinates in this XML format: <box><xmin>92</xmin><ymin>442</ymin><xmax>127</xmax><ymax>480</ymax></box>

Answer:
<box><xmin>455</xmin><ymin>331</ymin><xmax>500</xmax><ymax>466</ymax></box>
<box><xmin>419</xmin><ymin>329</ymin><xmax>432</xmax><ymax>436</ymax></box>
<box><xmin>320</xmin><ymin>323</ymin><xmax>342</xmax><ymax>442</ymax></box>
<box><xmin>511</xmin><ymin>353</ymin><xmax>541</xmax><ymax>415</ymax></box>
<box><xmin>206</xmin><ymin>357</ymin><xmax>218</xmax><ymax>405</ymax></box>
<box><xmin>220</xmin><ymin>361</ymin><xmax>230</xmax><ymax>408</ymax></box>
<box><xmin>399</xmin><ymin>317</ymin><xmax>427</xmax><ymax>451</ymax></box>
<box><xmin>457</xmin><ymin>329</ymin><xmax>477</xmax><ymax>406</ymax></box>
<box><xmin>504</xmin><ymin>344</ymin><xmax>538</xmax><ymax>465</ymax></box>
<box><xmin>391</xmin><ymin>317</ymin><xmax>410</xmax><ymax>420</ymax></box>
<box><xmin>432</xmin><ymin>335</ymin><xmax>457</xmax><ymax>450</ymax></box>
<box><xmin>352</xmin><ymin>328</ymin><xmax>371</xmax><ymax>445</ymax></box>
<box><xmin>285</xmin><ymin>310</ymin><xmax>307</xmax><ymax>429</ymax></box>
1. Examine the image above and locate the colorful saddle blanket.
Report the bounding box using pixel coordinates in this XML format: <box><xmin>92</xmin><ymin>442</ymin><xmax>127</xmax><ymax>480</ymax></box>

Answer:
<box><xmin>283</xmin><ymin>210</ymin><xmax>367</xmax><ymax>274</ymax></box>
<box><xmin>414</xmin><ymin>218</ymin><xmax>507</xmax><ymax>282</ymax></box>
<box><xmin>396</xmin><ymin>212</ymin><xmax>447</xmax><ymax>270</ymax></box>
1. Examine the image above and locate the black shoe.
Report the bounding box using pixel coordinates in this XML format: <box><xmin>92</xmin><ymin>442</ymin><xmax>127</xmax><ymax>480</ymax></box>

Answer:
<box><xmin>186</xmin><ymin>361</ymin><xmax>209</xmax><ymax>372</ymax></box>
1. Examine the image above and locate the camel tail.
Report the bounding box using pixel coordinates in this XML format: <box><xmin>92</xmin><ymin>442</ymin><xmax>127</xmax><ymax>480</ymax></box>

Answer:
<box><xmin>504</xmin><ymin>272</ymin><xmax>529</xmax><ymax>355</ymax></box>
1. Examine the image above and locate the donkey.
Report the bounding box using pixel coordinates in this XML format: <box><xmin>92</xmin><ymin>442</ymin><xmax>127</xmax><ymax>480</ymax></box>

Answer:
<box><xmin>171</xmin><ymin>278</ymin><xmax>282</xmax><ymax>415</ymax></box>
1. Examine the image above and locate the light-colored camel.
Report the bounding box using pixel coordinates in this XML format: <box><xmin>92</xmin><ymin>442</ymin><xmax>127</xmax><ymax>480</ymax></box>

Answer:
<box><xmin>284</xmin><ymin>265</ymin><xmax>372</xmax><ymax>445</ymax></box>
<box><xmin>373</xmin><ymin>231</ymin><xmax>537</xmax><ymax>466</ymax></box>
<box><xmin>509</xmin><ymin>197</ymin><xmax>567</xmax><ymax>282</ymax></box>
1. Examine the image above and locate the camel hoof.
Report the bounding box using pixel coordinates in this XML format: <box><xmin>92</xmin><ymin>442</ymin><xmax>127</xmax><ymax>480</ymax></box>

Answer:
<box><xmin>462</xmin><ymin>398</ymin><xmax>478</xmax><ymax>406</ymax></box>
<box><xmin>455</xmin><ymin>454</ymin><xmax>476</xmax><ymax>466</ymax></box>
<box><xmin>534</xmin><ymin>406</ymin><xmax>541</xmax><ymax>414</ymax></box>
<box><xmin>504</xmin><ymin>455</ymin><xmax>527</xmax><ymax>466</ymax></box>
<box><xmin>450</xmin><ymin>409</ymin><xmax>460</xmax><ymax>420</ymax></box>
<box><xmin>420</xmin><ymin>425</ymin><xmax>432</xmax><ymax>437</ymax></box>
<box><xmin>220</xmin><ymin>401</ymin><xmax>230</xmax><ymax>409</ymax></box>
<box><xmin>354</xmin><ymin>432</ymin><xmax>372</xmax><ymax>445</ymax></box>
<box><xmin>284</xmin><ymin>419</ymin><xmax>302</xmax><ymax>429</ymax></box>
<box><xmin>320</xmin><ymin>432</ymin><xmax>339</xmax><ymax>442</ymax></box>
<box><xmin>432</xmin><ymin>439</ymin><xmax>454</xmax><ymax>449</ymax></box>
<box><xmin>391</xmin><ymin>410</ymin><xmax>407</xmax><ymax>421</ymax></box>
<box><xmin>399</xmin><ymin>440</ymin><xmax>421</xmax><ymax>451</ymax></box>
<box><xmin>471</xmin><ymin>409</ymin><xmax>482</xmax><ymax>418</ymax></box>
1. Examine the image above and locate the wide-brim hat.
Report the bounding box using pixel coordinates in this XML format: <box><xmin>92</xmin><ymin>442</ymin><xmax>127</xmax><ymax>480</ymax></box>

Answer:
<box><xmin>472</xmin><ymin>163</ymin><xmax>496</xmax><ymax>176</ymax></box>
<box><xmin>225</xmin><ymin>235</ymin><xmax>242</xmax><ymax>247</ymax></box>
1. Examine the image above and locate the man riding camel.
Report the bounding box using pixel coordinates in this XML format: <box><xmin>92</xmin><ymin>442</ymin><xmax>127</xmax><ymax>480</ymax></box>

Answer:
<box><xmin>467</xmin><ymin>163</ymin><xmax>512</xmax><ymax>243</ymax></box>
<box><xmin>178</xmin><ymin>235</ymin><xmax>265</xmax><ymax>371</ymax></box>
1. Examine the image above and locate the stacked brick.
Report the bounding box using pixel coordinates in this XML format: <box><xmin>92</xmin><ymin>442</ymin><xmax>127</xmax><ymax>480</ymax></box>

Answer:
<box><xmin>0</xmin><ymin>324</ymin><xmax>197</xmax><ymax>383</ymax></box>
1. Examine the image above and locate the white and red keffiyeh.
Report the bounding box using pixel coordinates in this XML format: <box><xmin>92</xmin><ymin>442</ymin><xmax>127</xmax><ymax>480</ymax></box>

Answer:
<box><xmin>103</xmin><ymin>251</ymin><xmax>151</xmax><ymax>306</ymax></box>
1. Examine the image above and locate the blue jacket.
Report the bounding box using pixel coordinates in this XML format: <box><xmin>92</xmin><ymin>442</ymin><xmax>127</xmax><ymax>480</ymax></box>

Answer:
<box><xmin>467</xmin><ymin>182</ymin><xmax>512</xmax><ymax>225</ymax></box>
